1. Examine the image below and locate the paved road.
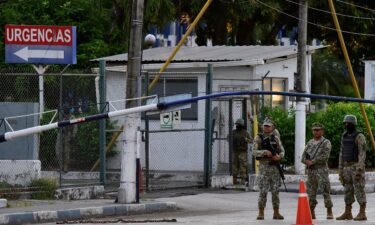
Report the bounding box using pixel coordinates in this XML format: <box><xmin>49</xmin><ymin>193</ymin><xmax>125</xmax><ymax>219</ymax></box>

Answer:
<box><xmin>41</xmin><ymin>190</ymin><xmax>375</xmax><ymax>225</ymax></box>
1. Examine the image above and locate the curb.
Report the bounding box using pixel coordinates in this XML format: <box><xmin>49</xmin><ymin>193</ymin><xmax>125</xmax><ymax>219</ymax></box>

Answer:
<box><xmin>0</xmin><ymin>201</ymin><xmax>177</xmax><ymax>225</ymax></box>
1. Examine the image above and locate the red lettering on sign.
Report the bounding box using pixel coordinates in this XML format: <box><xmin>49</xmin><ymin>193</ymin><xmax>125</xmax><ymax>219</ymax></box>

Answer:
<box><xmin>5</xmin><ymin>25</ymin><xmax>73</xmax><ymax>46</ymax></box>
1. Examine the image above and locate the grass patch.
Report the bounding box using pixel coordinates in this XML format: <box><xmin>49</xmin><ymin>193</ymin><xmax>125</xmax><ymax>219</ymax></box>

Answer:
<box><xmin>30</xmin><ymin>178</ymin><xmax>58</xmax><ymax>200</ymax></box>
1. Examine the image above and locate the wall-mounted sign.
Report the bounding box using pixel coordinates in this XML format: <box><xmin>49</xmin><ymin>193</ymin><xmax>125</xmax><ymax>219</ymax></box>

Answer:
<box><xmin>160</xmin><ymin>112</ymin><xmax>173</xmax><ymax>129</ymax></box>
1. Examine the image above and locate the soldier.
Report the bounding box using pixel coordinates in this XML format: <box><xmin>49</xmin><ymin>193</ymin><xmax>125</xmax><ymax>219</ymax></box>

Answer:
<box><xmin>232</xmin><ymin>118</ymin><xmax>252</xmax><ymax>185</ymax></box>
<box><xmin>336</xmin><ymin>115</ymin><xmax>367</xmax><ymax>221</ymax></box>
<box><xmin>265</xmin><ymin>116</ymin><xmax>281</xmax><ymax>141</ymax></box>
<box><xmin>253</xmin><ymin>118</ymin><xmax>285</xmax><ymax>220</ymax></box>
<box><xmin>301</xmin><ymin>122</ymin><xmax>333</xmax><ymax>219</ymax></box>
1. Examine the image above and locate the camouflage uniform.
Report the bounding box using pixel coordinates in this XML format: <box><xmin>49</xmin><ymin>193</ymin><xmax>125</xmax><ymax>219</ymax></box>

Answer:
<box><xmin>301</xmin><ymin>134</ymin><xmax>333</xmax><ymax>210</ymax></box>
<box><xmin>339</xmin><ymin>133</ymin><xmax>366</xmax><ymax>205</ymax></box>
<box><xmin>253</xmin><ymin>132</ymin><xmax>285</xmax><ymax>209</ymax></box>
<box><xmin>232</xmin><ymin>120</ymin><xmax>252</xmax><ymax>184</ymax></box>
<box><xmin>337</xmin><ymin>115</ymin><xmax>367</xmax><ymax>221</ymax></box>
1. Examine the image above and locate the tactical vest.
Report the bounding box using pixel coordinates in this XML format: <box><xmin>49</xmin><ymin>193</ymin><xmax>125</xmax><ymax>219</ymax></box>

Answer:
<box><xmin>342</xmin><ymin>131</ymin><xmax>359</xmax><ymax>162</ymax></box>
<box><xmin>233</xmin><ymin>129</ymin><xmax>248</xmax><ymax>151</ymax></box>
<box><xmin>258</xmin><ymin>134</ymin><xmax>280</xmax><ymax>155</ymax></box>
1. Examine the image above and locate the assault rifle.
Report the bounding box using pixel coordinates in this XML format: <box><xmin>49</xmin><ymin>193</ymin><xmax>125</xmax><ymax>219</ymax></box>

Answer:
<box><xmin>266</xmin><ymin>137</ymin><xmax>287</xmax><ymax>192</ymax></box>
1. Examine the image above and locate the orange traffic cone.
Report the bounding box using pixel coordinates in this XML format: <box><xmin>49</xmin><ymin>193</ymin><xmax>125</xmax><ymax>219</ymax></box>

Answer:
<box><xmin>292</xmin><ymin>180</ymin><xmax>316</xmax><ymax>225</ymax></box>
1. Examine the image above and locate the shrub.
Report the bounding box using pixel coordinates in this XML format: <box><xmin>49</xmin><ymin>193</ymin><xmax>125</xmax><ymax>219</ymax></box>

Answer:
<box><xmin>70</xmin><ymin>107</ymin><xmax>117</xmax><ymax>170</ymax></box>
<box><xmin>307</xmin><ymin>102</ymin><xmax>375</xmax><ymax>168</ymax></box>
<box><xmin>262</xmin><ymin>102</ymin><xmax>375</xmax><ymax>168</ymax></box>
<box><xmin>39</xmin><ymin>106</ymin><xmax>117</xmax><ymax>171</ymax></box>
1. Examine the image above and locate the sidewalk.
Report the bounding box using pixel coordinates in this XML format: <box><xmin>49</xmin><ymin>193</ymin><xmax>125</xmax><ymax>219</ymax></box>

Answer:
<box><xmin>0</xmin><ymin>198</ymin><xmax>176</xmax><ymax>225</ymax></box>
<box><xmin>2</xmin><ymin>173</ymin><xmax>375</xmax><ymax>225</ymax></box>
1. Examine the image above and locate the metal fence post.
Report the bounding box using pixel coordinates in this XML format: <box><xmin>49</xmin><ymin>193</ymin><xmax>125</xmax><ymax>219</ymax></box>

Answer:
<box><xmin>99</xmin><ymin>60</ymin><xmax>107</xmax><ymax>184</ymax></box>
<box><xmin>204</xmin><ymin>64</ymin><xmax>213</xmax><ymax>187</ymax></box>
<box><xmin>143</xmin><ymin>72</ymin><xmax>150</xmax><ymax>191</ymax></box>
<box><xmin>229</xmin><ymin>99</ymin><xmax>233</xmax><ymax>175</ymax></box>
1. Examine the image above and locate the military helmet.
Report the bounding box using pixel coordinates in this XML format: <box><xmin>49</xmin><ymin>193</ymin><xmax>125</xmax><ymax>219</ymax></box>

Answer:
<box><xmin>312</xmin><ymin>122</ymin><xmax>324</xmax><ymax>130</ymax></box>
<box><xmin>343</xmin><ymin>115</ymin><xmax>357</xmax><ymax>125</ymax></box>
<box><xmin>263</xmin><ymin>118</ymin><xmax>274</xmax><ymax>126</ymax></box>
<box><xmin>235</xmin><ymin>118</ymin><xmax>245</xmax><ymax>126</ymax></box>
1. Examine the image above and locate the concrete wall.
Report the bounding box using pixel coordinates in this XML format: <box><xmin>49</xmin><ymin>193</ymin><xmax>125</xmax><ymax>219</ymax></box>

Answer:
<box><xmin>0</xmin><ymin>160</ymin><xmax>41</xmax><ymax>186</ymax></box>
<box><xmin>0</xmin><ymin>102</ymin><xmax>39</xmax><ymax>160</ymax></box>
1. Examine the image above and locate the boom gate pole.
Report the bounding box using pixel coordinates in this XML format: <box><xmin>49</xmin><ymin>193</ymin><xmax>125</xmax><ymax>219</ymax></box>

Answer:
<box><xmin>118</xmin><ymin>0</ymin><xmax>144</xmax><ymax>204</ymax></box>
<box><xmin>295</xmin><ymin>0</ymin><xmax>308</xmax><ymax>175</ymax></box>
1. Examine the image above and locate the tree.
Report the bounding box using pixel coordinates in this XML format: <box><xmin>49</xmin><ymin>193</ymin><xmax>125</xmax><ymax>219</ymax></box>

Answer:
<box><xmin>311</xmin><ymin>49</ymin><xmax>356</xmax><ymax>97</ymax></box>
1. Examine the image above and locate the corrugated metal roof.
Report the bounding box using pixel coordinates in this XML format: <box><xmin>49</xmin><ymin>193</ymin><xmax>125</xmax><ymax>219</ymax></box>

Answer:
<box><xmin>92</xmin><ymin>45</ymin><xmax>325</xmax><ymax>63</ymax></box>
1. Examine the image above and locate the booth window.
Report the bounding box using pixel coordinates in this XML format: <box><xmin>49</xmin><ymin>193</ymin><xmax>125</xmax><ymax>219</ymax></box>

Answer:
<box><xmin>263</xmin><ymin>78</ymin><xmax>287</xmax><ymax>109</ymax></box>
<box><xmin>145</xmin><ymin>77</ymin><xmax>198</xmax><ymax>120</ymax></box>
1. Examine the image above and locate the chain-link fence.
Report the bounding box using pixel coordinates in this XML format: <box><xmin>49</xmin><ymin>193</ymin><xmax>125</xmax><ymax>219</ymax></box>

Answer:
<box><xmin>0</xmin><ymin>65</ymin><xmax>103</xmax><ymax>194</ymax></box>
<box><xmin>0</xmin><ymin>64</ymin><xmax>259</xmax><ymax>195</ymax></box>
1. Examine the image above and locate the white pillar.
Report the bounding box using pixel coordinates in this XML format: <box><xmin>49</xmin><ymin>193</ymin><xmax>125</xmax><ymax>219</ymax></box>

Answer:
<box><xmin>117</xmin><ymin>113</ymin><xmax>140</xmax><ymax>203</ymax></box>
<box><xmin>294</xmin><ymin>102</ymin><xmax>306</xmax><ymax>175</ymax></box>
<box><xmin>32</xmin><ymin>65</ymin><xmax>49</xmax><ymax>118</ymax></box>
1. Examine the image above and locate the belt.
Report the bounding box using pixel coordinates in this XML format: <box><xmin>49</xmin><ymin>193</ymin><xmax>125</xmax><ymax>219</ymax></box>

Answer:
<box><xmin>307</xmin><ymin>164</ymin><xmax>326</xmax><ymax>169</ymax></box>
<box><xmin>343</xmin><ymin>161</ymin><xmax>357</xmax><ymax>166</ymax></box>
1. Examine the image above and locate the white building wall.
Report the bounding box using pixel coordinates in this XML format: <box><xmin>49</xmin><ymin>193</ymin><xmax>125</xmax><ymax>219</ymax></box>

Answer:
<box><xmin>145</xmin><ymin>73</ymin><xmax>206</xmax><ymax>171</ymax></box>
<box><xmin>103</xmin><ymin>56</ymin><xmax>313</xmax><ymax>172</ymax></box>
<box><xmin>364</xmin><ymin>61</ymin><xmax>375</xmax><ymax>100</ymax></box>
<box><xmin>105</xmin><ymin>69</ymin><xmax>207</xmax><ymax>171</ymax></box>
<box><xmin>105</xmin><ymin>71</ymin><xmax>126</xmax><ymax>170</ymax></box>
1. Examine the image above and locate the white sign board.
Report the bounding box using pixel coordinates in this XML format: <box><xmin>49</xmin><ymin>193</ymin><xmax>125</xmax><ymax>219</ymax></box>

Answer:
<box><xmin>160</xmin><ymin>112</ymin><xmax>172</xmax><ymax>129</ymax></box>
<box><xmin>172</xmin><ymin>110</ymin><xmax>181</xmax><ymax>129</ymax></box>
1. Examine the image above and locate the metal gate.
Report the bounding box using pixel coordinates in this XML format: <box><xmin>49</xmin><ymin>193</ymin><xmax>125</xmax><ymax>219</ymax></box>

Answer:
<box><xmin>211</xmin><ymin>97</ymin><xmax>254</xmax><ymax>177</ymax></box>
<box><xmin>142</xmin><ymin>72</ymin><xmax>207</xmax><ymax>190</ymax></box>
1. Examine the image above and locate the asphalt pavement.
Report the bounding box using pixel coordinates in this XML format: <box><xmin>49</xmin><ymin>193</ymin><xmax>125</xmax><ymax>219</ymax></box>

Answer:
<box><xmin>40</xmin><ymin>189</ymin><xmax>375</xmax><ymax>225</ymax></box>
<box><xmin>1</xmin><ymin>179</ymin><xmax>375</xmax><ymax>225</ymax></box>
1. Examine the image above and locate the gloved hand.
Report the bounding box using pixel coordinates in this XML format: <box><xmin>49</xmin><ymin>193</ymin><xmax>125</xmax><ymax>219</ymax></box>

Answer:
<box><xmin>338</xmin><ymin>170</ymin><xmax>344</xmax><ymax>184</ymax></box>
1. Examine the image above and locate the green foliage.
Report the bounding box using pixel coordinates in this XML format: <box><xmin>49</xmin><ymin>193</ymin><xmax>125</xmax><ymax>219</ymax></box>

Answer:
<box><xmin>0</xmin><ymin>0</ymin><xmax>124</xmax><ymax>67</ymax></box>
<box><xmin>260</xmin><ymin>107</ymin><xmax>295</xmax><ymax>165</ymax></box>
<box><xmin>39</xmin><ymin>106</ymin><xmax>117</xmax><ymax>170</ymax></box>
<box><xmin>30</xmin><ymin>178</ymin><xmax>58</xmax><ymax>200</ymax></box>
<box><xmin>261</xmin><ymin>102</ymin><xmax>375</xmax><ymax>168</ymax></box>
<box><xmin>307</xmin><ymin>102</ymin><xmax>375</xmax><ymax>168</ymax></box>
<box><xmin>311</xmin><ymin>50</ymin><xmax>356</xmax><ymax>97</ymax></box>
<box><xmin>70</xmin><ymin>107</ymin><xmax>117</xmax><ymax>170</ymax></box>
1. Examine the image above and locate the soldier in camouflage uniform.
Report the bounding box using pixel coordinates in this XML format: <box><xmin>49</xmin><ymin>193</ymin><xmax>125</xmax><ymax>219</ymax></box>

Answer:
<box><xmin>253</xmin><ymin>118</ymin><xmax>285</xmax><ymax>220</ymax></box>
<box><xmin>264</xmin><ymin>116</ymin><xmax>281</xmax><ymax>141</ymax></box>
<box><xmin>336</xmin><ymin>115</ymin><xmax>367</xmax><ymax>221</ymax></box>
<box><xmin>301</xmin><ymin>122</ymin><xmax>333</xmax><ymax>220</ymax></box>
<box><xmin>232</xmin><ymin>118</ymin><xmax>252</xmax><ymax>185</ymax></box>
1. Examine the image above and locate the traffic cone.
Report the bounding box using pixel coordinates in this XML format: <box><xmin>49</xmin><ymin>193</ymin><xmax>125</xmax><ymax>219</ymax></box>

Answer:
<box><xmin>292</xmin><ymin>180</ymin><xmax>316</xmax><ymax>225</ymax></box>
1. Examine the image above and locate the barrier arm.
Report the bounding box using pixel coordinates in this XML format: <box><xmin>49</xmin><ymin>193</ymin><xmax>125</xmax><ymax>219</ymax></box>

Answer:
<box><xmin>2</xmin><ymin>91</ymin><xmax>375</xmax><ymax>143</ymax></box>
